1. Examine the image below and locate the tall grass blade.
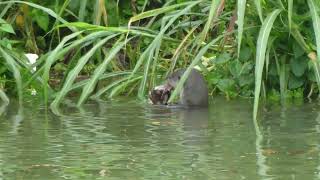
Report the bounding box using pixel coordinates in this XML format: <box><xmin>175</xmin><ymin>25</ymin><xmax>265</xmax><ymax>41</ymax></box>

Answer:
<box><xmin>291</xmin><ymin>25</ymin><xmax>309</xmax><ymax>52</ymax></box>
<box><xmin>44</xmin><ymin>31</ymin><xmax>113</xmax><ymax>91</ymax></box>
<box><xmin>0</xmin><ymin>47</ymin><xmax>22</xmax><ymax>104</ymax></box>
<box><xmin>279</xmin><ymin>57</ymin><xmax>287</xmax><ymax>100</ymax></box>
<box><xmin>49</xmin><ymin>0</ymin><xmax>71</xmax><ymax>45</ymax></box>
<box><xmin>288</xmin><ymin>0</ymin><xmax>293</xmax><ymax>33</ymax></box>
<box><xmin>167</xmin><ymin>26</ymin><xmax>198</xmax><ymax>76</ymax></box>
<box><xmin>109</xmin><ymin>76</ymin><xmax>142</xmax><ymax>98</ymax></box>
<box><xmin>308</xmin><ymin>0</ymin><xmax>320</xmax><ymax>62</ymax></box>
<box><xmin>254</xmin><ymin>0</ymin><xmax>263</xmax><ymax>23</ymax></box>
<box><xmin>58</xmin><ymin>22</ymin><xmax>173</xmax><ymax>40</ymax></box>
<box><xmin>43</xmin><ymin>31</ymin><xmax>83</xmax><ymax>105</ymax></box>
<box><xmin>0</xmin><ymin>89</ymin><xmax>9</xmax><ymax>104</ymax></box>
<box><xmin>237</xmin><ymin>0</ymin><xmax>247</xmax><ymax>57</ymax></box>
<box><xmin>129</xmin><ymin>2</ymin><xmax>193</xmax><ymax>23</ymax></box>
<box><xmin>307</xmin><ymin>0</ymin><xmax>320</xmax><ymax>90</ymax></box>
<box><xmin>78</xmin><ymin>0</ymin><xmax>88</xmax><ymax>21</ymax></box>
<box><xmin>93</xmin><ymin>76</ymin><xmax>131</xmax><ymax>99</ymax></box>
<box><xmin>50</xmin><ymin>34</ymin><xmax>118</xmax><ymax>109</ymax></box>
<box><xmin>135</xmin><ymin>1</ymin><xmax>201</xmax><ymax>99</ymax></box>
<box><xmin>265</xmin><ymin>37</ymin><xmax>276</xmax><ymax>80</ymax></box>
<box><xmin>0</xmin><ymin>2</ymin><xmax>13</xmax><ymax>18</ymax></box>
<box><xmin>71</xmin><ymin>71</ymin><xmax>131</xmax><ymax>92</ymax></box>
<box><xmin>200</xmin><ymin>0</ymin><xmax>221</xmax><ymax>42</ymax></box>
<box><xmin>277</xmin><ymin>0</ymin><xmax>285</xmax><ymax>10</ymax></box>
<box><xmin>77</xmin><ymin>38</ymin><xmax>130</xmax><ymax>106</ymax></box>
<box><xmin>253</xmin><ymin>9</ymin><xmax>281</xmax><ymax>121</ymax></box>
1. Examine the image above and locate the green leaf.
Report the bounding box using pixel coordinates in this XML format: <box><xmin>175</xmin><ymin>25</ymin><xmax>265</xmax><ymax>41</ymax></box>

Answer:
<box><xmin>43</xmin><ymin>31</ymin><xmax>83</xmax><ymax>104</ymax></box>
<box><xmin>213</xmin><ymin>52</ymin><xmax>231</xmax><ymax>64</ymax></box>
<box><xmin>50</xmin><ymin>34</ymin><xmax>118</xmax><ymax>108</ymax></box>
<box><xmin>290</xmin><ymin>57</ymin><xmax>307</xmax><ymax>77</ymax></box>
<box><xmin>200</xmin><ymin>0</ymin><xmax>221</xmax><ymax>42</ymax></box>
<box><xmin>0</xmin><ymin>23</ymin><xmax>15</xmax><ymax>34</ymax></box>
<box><xmin>34</xmin><ymin>10</ymin><xmax>49</xmax><ymax>31</ymax></box>
<box><xmin>0</xmin><ymin>47</ymin><xmax>22</xmax><ymax>104</ymax></box>
<box><xmin>288</xmin><ymin>75</ymin><xmax>304</xmax><ymax>89</ymax></box>
<box><xmin>239</xmin><ymin>46</ymin><xmax>252</xmax><ymax>62</ymax></box>
<box><xmin>0</xmin><ymin>88</ymin><xmax>9</xmax><ymax>104</ymax></box>
<box><xmin>288</xmin><ymin>0</ymin><xmax>293</xmax><ymax>32</ymax></box>
<box><xmin>253</xmin><ymin>9</ymin><xmax>282</xmax><ymax>120</ymax></box>
<box><xmin>217</xmin><ymin>79</ymin><xmax>236</xmax><ymax>92</ymax></box>
<box><xmin>292</xmin><ymin>42</ymin><xmax>304</xmax><ymax>58</ymax></box>
<box><xmin>254</xmin><ymin>0</ymin><xmax>263</xmax><ymax>23</ymax></box>
<box><xmin>308</xmin><ymin>0</ymin><xmax>320</xmax><ymax>60</ymax></box>
<box><xmin>237</xmin><ymin>0</ymin><xmax>247</xmax><ymax>57</ymax></box>
<box><xmin>229</xmin><ymin>61</ymin><xmax>242</xmax><ymax>78</ymax></box>
<box><xmin>0</xmin><ymin>1</ymin><xmax>72</xmax><ymax>31</ymax></box>
<box><xmin>129</xmin><ymin>1</ymin><xmax>193</xmax><ymax>22</ymax></box>
<box><xmin>77</xmin><ymin>38</ymin><xmax>130</xmax><ymax>106</ymax></box>
<box><xmin>307</xmin><ymin>0</ymin><xmax>320</xmax><ymax>89</ymax></box>
<box><xmin>239</xmin><ymin>75</ymin><xmax>254</xmax><ymax>87</ymax></box>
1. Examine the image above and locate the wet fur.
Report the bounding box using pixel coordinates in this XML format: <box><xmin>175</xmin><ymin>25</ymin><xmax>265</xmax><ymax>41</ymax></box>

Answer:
<box><xmin>167</xmin><ymin>69</ymin><xmax>208</xmax><ymax>107</ymax></box>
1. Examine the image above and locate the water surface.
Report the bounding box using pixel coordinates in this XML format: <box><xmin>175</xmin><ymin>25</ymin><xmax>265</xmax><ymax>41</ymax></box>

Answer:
<box><xmin>0</xmin><ymin>97</ymin><xmax>319</xmax><ymax>179</ymax></box>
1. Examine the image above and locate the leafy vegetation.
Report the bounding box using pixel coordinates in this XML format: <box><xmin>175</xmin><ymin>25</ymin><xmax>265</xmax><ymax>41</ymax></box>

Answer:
<box><xmin>0</xmin><ymin>0</ymin><xmax>320</xmax><ymax>119</ymax></box>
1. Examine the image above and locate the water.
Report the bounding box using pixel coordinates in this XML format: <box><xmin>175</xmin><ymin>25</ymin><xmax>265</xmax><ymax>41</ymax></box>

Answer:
<box><xmin>0</xmin><ymin>97</ymin><xmax>319</xmax><ymax>179</ymax></box>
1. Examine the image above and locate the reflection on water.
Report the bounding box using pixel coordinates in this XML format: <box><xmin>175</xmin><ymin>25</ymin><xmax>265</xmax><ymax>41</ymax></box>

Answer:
<box><xmin>0</xmin><ymin>97</ymin><xmax>319</xmax><ymax>179</ymax></box>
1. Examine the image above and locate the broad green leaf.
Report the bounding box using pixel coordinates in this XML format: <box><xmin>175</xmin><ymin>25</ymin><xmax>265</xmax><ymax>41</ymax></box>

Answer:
<box><xmin>33</xmin><ymin>9</ymin><xmax>49</xmax><ymax>31</ymax></box>
<box><xmin>217</xmin><ymin>79</ymin><xmax>236</xmax><ymax>92</ymax></box>
<box><xmin>213</xmin><ymin>53</ymin><xmax>231</xmax><ymax>64</ymax></box>
<box><xmin>293</xmin><ymin>41</ymin><xmax>304</xmax><ymax>58</ymax></box>
<box><xmin>239</xmin><ymin>46</ymin><xmax>252</xmax><ymax>62</ymax></box>
<box><xmin>290</xmin><ymin>57</ymin><xmax>307</xmax><ymax>77</ymax></box>
<box><xmin>229</xmin><ymin>61</ymin><xmax>242</xmax><ymax>78</ymax></box>
<box><xmin>288</xmin><ymin>75</ymin><xmax>304</xmax><ymax>89</ymax></box>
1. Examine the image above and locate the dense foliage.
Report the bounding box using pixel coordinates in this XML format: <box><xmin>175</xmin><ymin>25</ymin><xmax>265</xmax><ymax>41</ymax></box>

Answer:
<box><xmin>0</xmin><ymin>0</ymin><xmax>320</xmax><ymax>118</ymax></box>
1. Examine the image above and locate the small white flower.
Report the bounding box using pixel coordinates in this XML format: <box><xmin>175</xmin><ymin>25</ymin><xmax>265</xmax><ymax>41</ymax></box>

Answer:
<box><xmin>25</xmin><ymin>53</ymin><xmax>39</xmax><ymax>72</ymax></box>
<box><xmin>31</xmin><ymin>88</ymin><xmax>37</xmax><ymax>96</ymax></box>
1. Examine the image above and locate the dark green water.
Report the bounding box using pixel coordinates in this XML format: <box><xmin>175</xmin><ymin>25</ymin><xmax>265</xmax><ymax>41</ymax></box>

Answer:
<box><xmin>0</xmin><ymin>97</ymin><xmax>319</xmax><ymax>179</ymax></box>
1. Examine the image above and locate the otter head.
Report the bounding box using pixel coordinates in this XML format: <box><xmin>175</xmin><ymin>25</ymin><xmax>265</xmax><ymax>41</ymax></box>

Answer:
<box><xmin>166</xmin><ymin>69</ymin><xmax>185</xmax><ymax>89</ymax></box>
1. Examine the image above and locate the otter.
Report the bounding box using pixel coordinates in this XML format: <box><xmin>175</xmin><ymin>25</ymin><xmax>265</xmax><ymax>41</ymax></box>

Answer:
<box><xmin>166</xmin><ymin>68</ymin><xmax>208</xmax><ymax>107</ymax></box>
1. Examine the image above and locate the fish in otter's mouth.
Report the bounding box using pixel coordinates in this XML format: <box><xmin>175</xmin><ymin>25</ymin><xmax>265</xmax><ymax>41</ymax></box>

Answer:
<box><xmin>149</xmin><ymin>84</ymin><xmax>173</xmax><ymax>105</ymax></box>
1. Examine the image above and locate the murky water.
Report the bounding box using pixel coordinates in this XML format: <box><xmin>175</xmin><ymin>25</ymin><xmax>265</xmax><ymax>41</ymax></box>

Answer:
<box><xmin>0</xmin><ymin>97</ymin><xmax>319</xmax><ymax>179</ymax></box>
